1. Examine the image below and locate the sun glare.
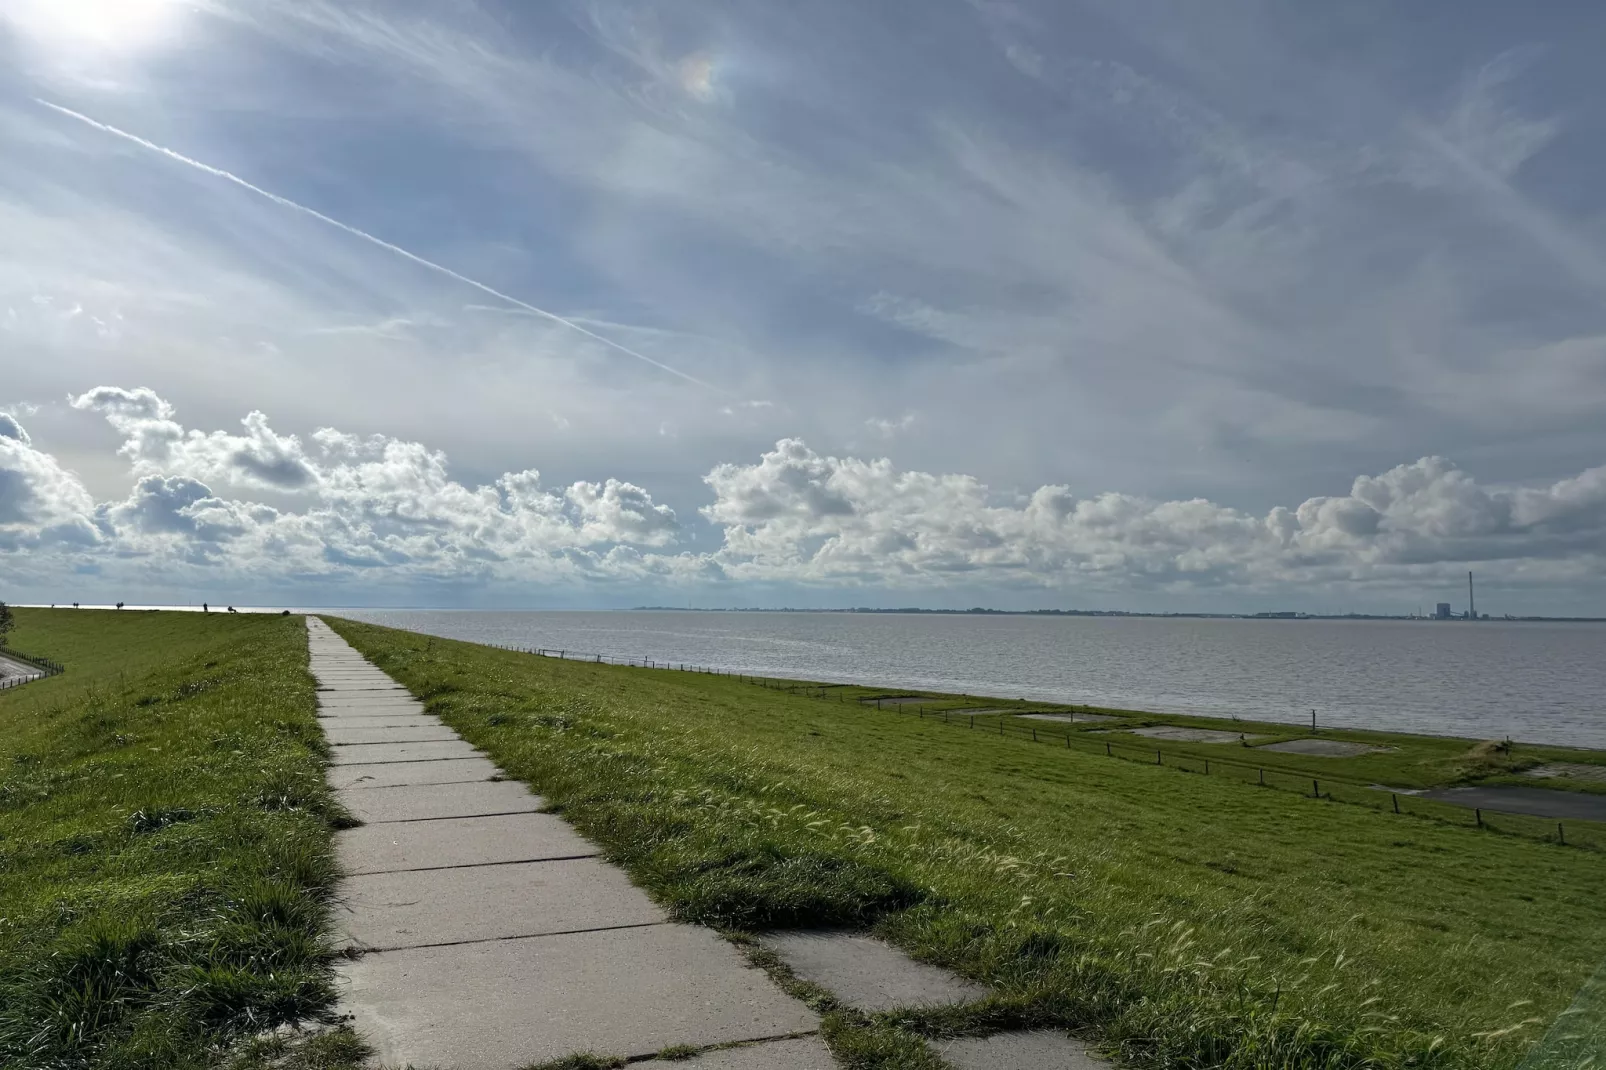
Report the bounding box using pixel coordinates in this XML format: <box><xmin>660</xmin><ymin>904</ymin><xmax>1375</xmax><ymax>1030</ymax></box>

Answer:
<box><xmin>5</xmin><ymin>0</ymin><xmax>187</xmax><ymax>53</ymax></box>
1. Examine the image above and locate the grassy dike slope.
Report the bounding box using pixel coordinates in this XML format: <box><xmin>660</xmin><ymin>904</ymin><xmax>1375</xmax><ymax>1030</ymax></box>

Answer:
<box><xmin>328</xmin><ymin>617</ymin><xmax>1606</xmax><ymax>1070</ymax></box>
<box><xmin>0</xmin><ymin>609</ymin><xmax>359</xmax><ymax>1070</ymax></box>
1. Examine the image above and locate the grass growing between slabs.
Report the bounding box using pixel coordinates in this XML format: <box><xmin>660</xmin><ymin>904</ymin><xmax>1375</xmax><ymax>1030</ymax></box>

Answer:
<box><xmin>0</xmin><ymin>609</ymin><xmax>359</xmax><ymax>1070</ymax></box>
<box><xmin>327</xmin><ymin>617</ymin><xmax>1606</xmax><ymax>1070</ymax></box>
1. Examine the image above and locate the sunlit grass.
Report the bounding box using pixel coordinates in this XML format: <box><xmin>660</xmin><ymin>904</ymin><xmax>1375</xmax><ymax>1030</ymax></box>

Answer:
<box><xmin>330</xmin><ymin>616</ymin><xmax>1606</xmax><ymax>1070</ymax></box>
<box><xmin>0</xmin><ymin>609</ymin><xmax>358</xmax><ymax>1070</ymax></box>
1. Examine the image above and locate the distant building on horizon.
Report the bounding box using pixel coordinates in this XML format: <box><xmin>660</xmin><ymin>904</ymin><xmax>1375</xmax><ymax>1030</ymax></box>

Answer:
<box><xmin>1435</xmin><ymin>602</ymin><xmax>1453</xmax><ymax>619</ymax></box>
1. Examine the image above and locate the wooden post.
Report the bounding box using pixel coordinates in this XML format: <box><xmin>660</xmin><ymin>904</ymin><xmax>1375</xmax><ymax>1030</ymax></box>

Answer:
<box><xmin>1204</xmin><ymin>760</ymin><xmax>1209</xmax><ymax>775</ymax></box>
<box><xmin>1311</xmin><ymin>708</ymin><xmax>1316</xmax><ymax>732</ymax></box>
<box><xmin>1258</xmin><ymin>768</ymin><xmax>1264</xmax><ymax>785</ymax></box>
<box><xmin>1558</xmin><ymin>823</ymin><xmax>1565</xmax><ymax>845</ymax></box>
<box><xmin>1475</xmin><ymin>808</ymin><xmax>1483</xmax><ymax>829</ymax></box>
<box><xmin>1032</xmin><ymin>728</ymin><xmax>1038</xmax><ymax>742</ymax></box>
<box><xmin>1106</xmin><ymin>742</ymin><xmax>1112</xmax><ymax>756</ymax></box>
<box><xmin>1392</xmin><ymin>793</ymin><xmax>1399</xmax><ymax>814</ymax></box>
<box><xmin>1312</xmin><ymin>779</ymin><xmax>1319</xmax><ymax>798</ymax></box>
<box><xmin>1157</xmin><ymin>750</ymin><xmax>1162</xmax><ymax>765</ymax></box>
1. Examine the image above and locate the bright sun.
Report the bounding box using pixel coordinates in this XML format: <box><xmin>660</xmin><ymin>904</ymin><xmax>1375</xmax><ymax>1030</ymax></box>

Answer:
<box><xmin>5</xmin><ymin>0</ymin><xmax>186</xmax><ymax>52</ymax></box>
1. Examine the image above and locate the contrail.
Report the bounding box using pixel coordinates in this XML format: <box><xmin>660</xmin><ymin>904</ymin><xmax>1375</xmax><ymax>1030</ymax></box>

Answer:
<box><xmin>35</xmin><ymin>99</ymin><xmax>718</xmax><ymax>391</ymax></box>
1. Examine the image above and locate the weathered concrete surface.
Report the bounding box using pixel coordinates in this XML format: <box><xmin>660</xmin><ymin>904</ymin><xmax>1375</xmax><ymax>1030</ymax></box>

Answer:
<box><xmin>316</xmin><ymin>696</ymin><xmax>427</xmax><ymax>710</ymax></box>
<box><xmin>325</xmin><ymin>724</ymin><xmax>460</xmax><ymax>745</ymax></box>
<box><xmin>1255</xmin><ymin>738</ymin><xmax>1390</xmax><ymax>757</ymax></box>
<box><xmin>338</xmin><ymin>779</ymin><xmax>543</xmax><ymax>824</ymax></box>
<box><xmin>760</xmin><ymin>932</ymin><xmax>987</xmax><ymax>1012</ymax></box>
<box><xmin>1021</xmin><ymin>712</ymin><xmax>1120</xmax><ymax>724</ymax></box>
<box><xmin>339</xmin><ymin>925</ymin><xmax>818</xmax><ymax>1069</ymax></box>
<box><xmin>337</xmin><ymin>811</ymin><xmax>598</xmax><ymax>874</ymax></box>
<box><xmin>636</xmin><ymin>1037</ymin><xmax>836</xmax><ymax>1068</ymax></box>
<box><xmin>328</xmin><ymin>739</ymin><xmax>481</xmax><ymax>765</ymax></box>
<box><xmin>1131</xmin><ymin>726</ymin><xmax>1264</xmax><ymax>744</ymax></box>
<box><xmin>327</xmin><ymin>756</ymin><xmax>501</xmax><ymax>790</ymax></box>
<box><xmin>319</xmin><ymin>715</ymin><xmax>443</xmax><ymax>731</ymax></box>
<box><xmin>938</xmin><ymin>1032</ymin><xmax>1101</xmax><ymax>1070</ymax></box>
<box><xmin>337</xmin><ymin>857</ymin><xmax>665</xmax><ymax>950</ymax></box>
<box><xmin>1524</xmin><ymin>762</ymin><xmax>1606</xmax><ymax>783</ymax></box>
<box><xmin>1420</xmin><ymin>784</ymin><xmax>1606</xmax><ymax>822</ymax></box>
<box><xmin>318</xmin><ymin>704</ymin><xmax>429</xmax><ymax>719</ymax></box>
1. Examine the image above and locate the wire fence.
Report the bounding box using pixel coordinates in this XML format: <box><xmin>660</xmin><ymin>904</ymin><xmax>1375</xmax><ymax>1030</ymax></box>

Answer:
<box><xmin>0</xmin><ymin>647</ymin><xmax>65</xmax><ymax>691</ymax></box>
<box><xmin>487</xmin><ymin>643</ymin><xmax>1605</xmax><ymax>853</ymax></box>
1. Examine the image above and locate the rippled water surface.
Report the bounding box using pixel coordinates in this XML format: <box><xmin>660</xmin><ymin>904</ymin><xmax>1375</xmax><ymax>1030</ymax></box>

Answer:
<box><xmin>332</xmin><ymin>610</ymin><xmax>1606</xmax><ymax>748</ymax></box>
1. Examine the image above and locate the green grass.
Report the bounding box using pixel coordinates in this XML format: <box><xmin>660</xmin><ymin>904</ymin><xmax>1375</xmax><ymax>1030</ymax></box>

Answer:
<box><xmin>793</xmin><ymin>685</ymin><xmax>1606</xmax><ymax>795</ymax></box>
<box><xmin>327</xmin><ymin>617</ymin><xmax>1606</xmax><ymax>1070</ymax></box>
<box><xmin>0</xmin><ymin>609</ymin><xmax>359</xmax><ymax>1070</ymax></box>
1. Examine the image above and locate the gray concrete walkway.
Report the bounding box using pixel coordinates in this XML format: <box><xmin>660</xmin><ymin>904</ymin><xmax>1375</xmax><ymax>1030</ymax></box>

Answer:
<box><xmin>308</xmin><ymin>618</ymin><xmax>828</xmax><ymax>1069</ymax></box>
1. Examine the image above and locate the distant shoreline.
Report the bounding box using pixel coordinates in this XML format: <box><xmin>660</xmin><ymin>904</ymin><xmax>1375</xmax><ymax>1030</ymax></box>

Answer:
<box><xmin>632</xmin><ymin>606</ymin><xmax>1606</xmax><ymax>622</ymax></box>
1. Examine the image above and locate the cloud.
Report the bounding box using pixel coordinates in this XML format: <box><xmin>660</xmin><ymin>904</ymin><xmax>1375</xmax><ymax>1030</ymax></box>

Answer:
<box><xmin>701</xmin><ymin>440</ymin><xmax>1606</xmax><ymax>591</ymax></box>
<box><xmin>5</xmin><ymin>390</ymin><xmax>1606</xmax><ymax>602</ymax></box>
<box><xmin>0</xmin><ymin>411</ymin><xmax>100</xmax><ymax>549</ymax></box>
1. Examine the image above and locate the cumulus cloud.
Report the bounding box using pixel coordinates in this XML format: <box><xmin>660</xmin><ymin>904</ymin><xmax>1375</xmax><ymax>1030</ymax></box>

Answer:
<box><xmin>0</xmin><ymin>411</ymin><xmax>100</xmax><ymax>550</ymax></box>
<box><xmin>702</xmin><ymin>441</ymin><xmax>1606</xmax><ymax>591</ymax></box>
<box><xmin>4</xmin><ymin>389</ymin><xmax>1605</xmax><ymax>599</ymax></box>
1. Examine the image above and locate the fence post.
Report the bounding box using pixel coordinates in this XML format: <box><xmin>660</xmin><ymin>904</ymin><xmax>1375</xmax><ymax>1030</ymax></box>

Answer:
<box><xmin>1558</xmin><ymin>822</ymin><xmax>1565</xmax><ymax>845</ymax></box>
<box><xmin>1475</xmin><ymin>808</ymin><xmax>1483</xmax><ymax>829</ymax></box>
<box><xmin>1258</xmin><ymin>768</ymin><xmax>1264</xmax><ymax>786</ymax></box>
<box><xmin>1032</xmin><ymin>728</ymin><xmax>1037</xmax><ymax>742</ymax></box>
<box><xmin>1204</xmin><ymin>760</ymin><xmax>1209</xmax><ymax>775</ymax></box>
<box><xmin>1312</xmin><ymin>779</ymin><xmax>1319</xmax><ymax>798</ymax></box>
<box><xmin>1392</xmin><ymin>793</ymin><xmax>1399</xmax><ymax>814</ymax></box>
<box><xmin>1106</xmin><ymin>742</ymin><xmax>1111</xmax><ymax>756</ymax></box>
<box><xmin>1065</xmin><ymin>733</ymin><xmax>1070</xmax><ymax>748</ymax></box>
<box><xmin>970</xmin><ymin>715</ymin><xmax>975</xmax><ymax>729</ymax></box>
<box><xmin>1157</xmin><ymin>750</ymin><xmax>1162</xmax><ymax>765</ymax></box>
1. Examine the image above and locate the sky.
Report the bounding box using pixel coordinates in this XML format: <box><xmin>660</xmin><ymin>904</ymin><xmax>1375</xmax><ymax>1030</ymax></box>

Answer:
<box><xmin>2</xmin><ymin>0</ymin><xmax>1606</xmax><ymax>615</ymax></box>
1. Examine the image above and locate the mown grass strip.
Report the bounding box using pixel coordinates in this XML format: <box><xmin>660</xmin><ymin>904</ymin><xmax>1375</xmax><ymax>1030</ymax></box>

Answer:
<box><xmin>329</xmin><ymin>617</ymin><xmax>1606</xmax><ymax>1070</ymax></box>
<box><xmin>0</xmin><ymin>609</ymin><xmax>360</xmax><ymax>1070</ymax></box>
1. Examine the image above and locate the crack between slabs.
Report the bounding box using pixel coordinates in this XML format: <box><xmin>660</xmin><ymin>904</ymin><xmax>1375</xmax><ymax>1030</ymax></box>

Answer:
<box><xmin>344</xmin><ymin>852</ymin><xmax>602</xmax><ymax>876</ymax></box>
<box><xmin>349</xmin><ymin>920</ymin><xmax>668</xmax><ymax>956</ymax></box>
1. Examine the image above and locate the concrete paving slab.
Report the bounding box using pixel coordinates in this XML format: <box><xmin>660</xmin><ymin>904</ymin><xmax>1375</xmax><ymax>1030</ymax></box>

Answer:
<box><xmin>760</xmin><ymin>932</ymin><xmax>987</xmax><ymax>1012</ymax></box>
<box><xmin>1131</xmin><ymin>726</ymin><xmax>1265</xmax><ymax>744</ymax></box>
<box><xmin>1255</xmin><ymin>738</ymin><xmax>1390</xmax><ymax>757</ymax></box>
<box><xmin>636</xmin><ymin>1037</ymin><xmax>835</xmax><ymax>1068</ymax></box>
<box><xmin>316</xmin><ymin>695</ymin><xmax>424</xmax><ymax>708</ymax></box>
<box><xmin>317</xmin><ymin>704</ymin><xmax>428</xmax><ymax>718</ymax></box>
<box><xmin>319</xmin><ymin>715</ymin><xmax>443</xmax><ymax>731</ymax></box>
<box><xmin>337</xmin><ymin>857</ymin><xmax>665</xmax><ymax>950</ymax></box>
<box><xmin>337</xmin><ymin>779</ymin><xmax>543</xmax><ymax>823</ymax></box>
<box><xmin>938</xmin><ymin>1032</ymin><xmax>1101</xmax><ymax>1070</ymax></box>
<box><xmin>338</xmin><ymin>811</ymin><xmax>598</xmax><ymax>874</ymax></box>
<box><xmin>327</xmin><ymin>756</ymin><xmax>501</xmax><ymax>790</ymax></box>
<box><xmin>329</xmin><ymin>740</ymin><xmax>480</xmax><ymax>765</ymax></box>
<box><xmin>1021</xmin><ymin>712</ymin><xmax>1120</xmax><ymax>724</ymax></box>
<box><xmin>325</xmin><ymin>724</ymin><xmax>460</xmax><ymax>745</ymax></box>
<box><xmin>339</xmin><ymin>924</ymin><xmax>818</xmax><ymax>1068</ymax></box>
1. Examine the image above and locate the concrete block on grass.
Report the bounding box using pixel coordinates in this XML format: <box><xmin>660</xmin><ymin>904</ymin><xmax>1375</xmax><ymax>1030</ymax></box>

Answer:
<box><xmin>328</xmin><ymin>739</ymin><xmax>480</xmax><ymax>765</ymax></box>
<box><xmin>937</xmin><ymin>1032</ymin><xmax>1102</xmax><ymax>1070</ymax></box>
<box><xmin>337</xmin><ymin>857</ymin><xmax>664</xmax><ymax>950</ymax></box>
<box><xmin>760</xmin><ymin>932</ymin><xmax>987</xmax><ymax>1012</ymax></box>
<box><xmin>337</xmin><ymin>811</ymin><xmax>597</xmax><ymax>874</ymax></box>
<box><xmin>339</xmin><ymin>924</ymin><xmax>818</xmax><ymax>1068</ymax></box>
<box><xmin>337</xmin><ymin>779</ymin><xmax>543</xmax><ymax>824</ymax></box>
<box><xmin>327</xmin><ymin>756</ymin><xmax>500</xmax><ymax>790</ymax></box>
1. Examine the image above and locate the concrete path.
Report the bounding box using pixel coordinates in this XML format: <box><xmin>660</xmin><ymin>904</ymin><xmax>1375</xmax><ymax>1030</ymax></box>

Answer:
<box><xmin>307</xmin><ymin>618</ymin><xmax>827</xmax><ymax>1069</ymax></box>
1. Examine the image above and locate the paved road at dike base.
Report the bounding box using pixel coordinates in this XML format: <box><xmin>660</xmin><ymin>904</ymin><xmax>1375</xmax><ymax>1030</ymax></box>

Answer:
<box><xmin>308</xmin><ymin>618</ymin><xmax>829</xmax><ymax>1069</ymax></box>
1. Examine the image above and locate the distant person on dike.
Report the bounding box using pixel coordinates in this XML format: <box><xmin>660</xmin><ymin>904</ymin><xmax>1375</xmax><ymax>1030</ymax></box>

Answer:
<box><xmin>203</xmin><ymin>603</ymin><xmax>209</xmax><ymax>613</ymax></box>
<box><xmin>227</xmin><ymin>606</ymin><xmax>237</xmax><ymax>613</ymax></box>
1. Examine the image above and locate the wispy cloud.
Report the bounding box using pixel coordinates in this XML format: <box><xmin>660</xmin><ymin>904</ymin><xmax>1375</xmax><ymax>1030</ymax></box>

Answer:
<box><xmin>34</xmin><ymin>98</ymin><xmax>720</xmax><ymax>390</ymax></box>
